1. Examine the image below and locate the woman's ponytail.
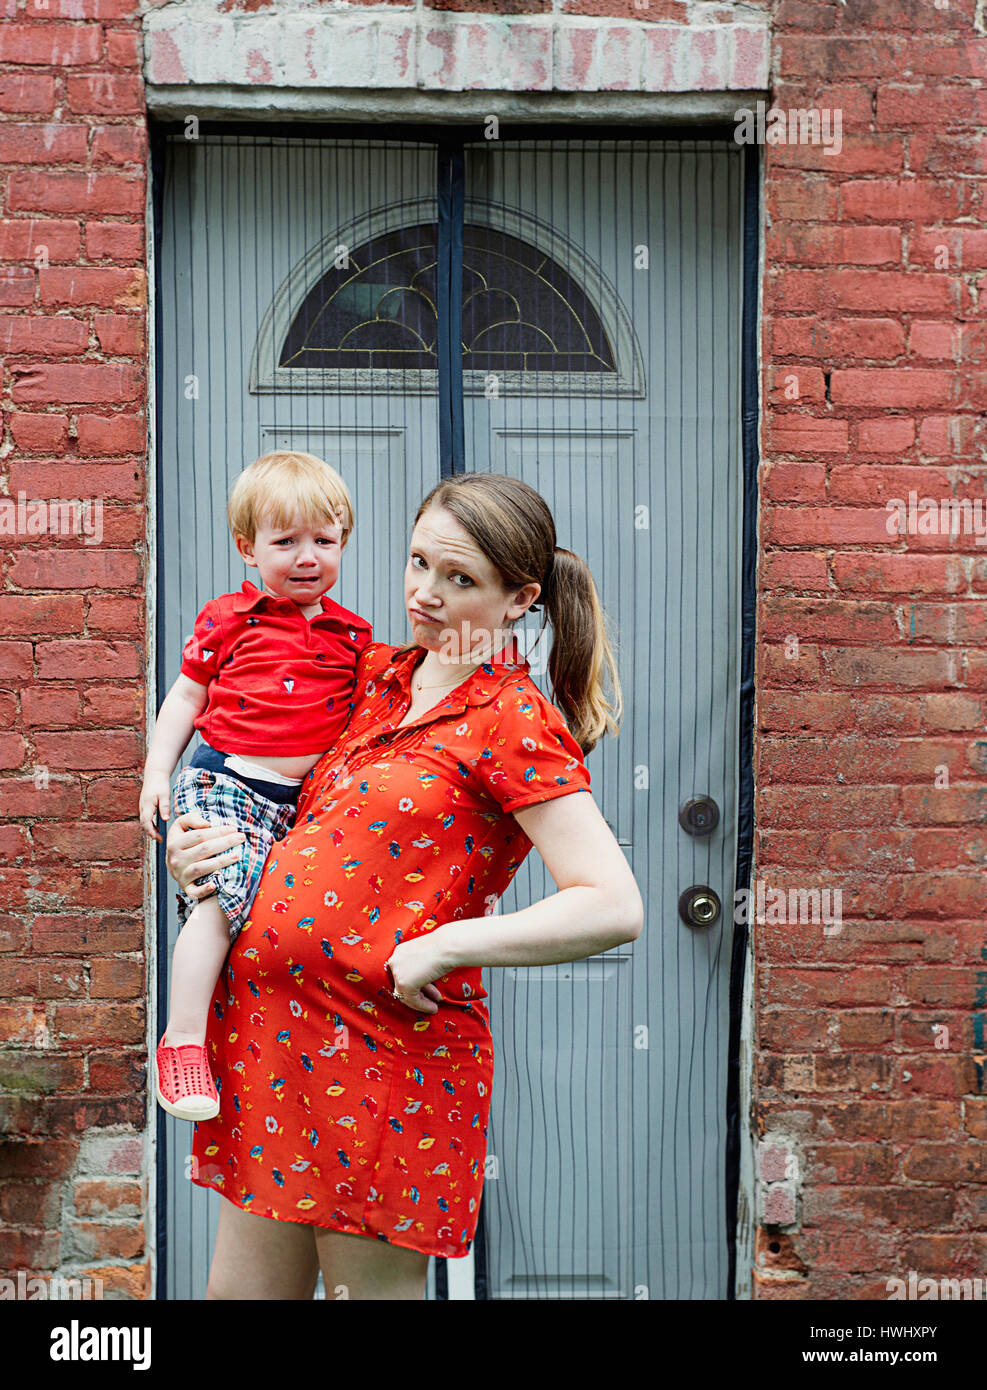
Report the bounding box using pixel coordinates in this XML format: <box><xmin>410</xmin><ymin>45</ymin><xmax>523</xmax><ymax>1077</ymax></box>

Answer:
<box><xmin>542</xmin><ymin>546</ymin><xmax>622</xmax><ymax>756</ymax></box>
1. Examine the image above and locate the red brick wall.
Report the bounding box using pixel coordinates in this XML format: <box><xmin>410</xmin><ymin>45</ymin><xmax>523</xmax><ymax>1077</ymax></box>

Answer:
<box><xmin>0</xmin><ymin>0</ymin><xmax>150</xmax><ymax>1298</ymax></box>
<box><xmin>754</xmin><ymin>0</ymin><xmax>987</xmax><ymax>1298</ymax></box>
<box><xmin>1</xmin><ymin>0</ymin><xmax>985</xmax><ymax>1300</ymax></box>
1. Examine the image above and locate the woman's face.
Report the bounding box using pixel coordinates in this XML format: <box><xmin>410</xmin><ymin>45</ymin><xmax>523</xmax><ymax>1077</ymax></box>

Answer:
<box><xmin>404</xmin><ymin>504</ymin><xmax>540</xmax><ymax>660</ymax></box>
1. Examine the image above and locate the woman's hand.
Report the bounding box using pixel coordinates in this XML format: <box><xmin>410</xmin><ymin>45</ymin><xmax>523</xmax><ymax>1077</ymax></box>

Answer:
<box><xmin>165</xmin><ymin>812</ymin><xmax>245</xmax><ymax>896</ymax></box>
<box><xmin>384</xmin><ymin>934</ymin><xmax>449</xmax><ymax>1015</ymax></box>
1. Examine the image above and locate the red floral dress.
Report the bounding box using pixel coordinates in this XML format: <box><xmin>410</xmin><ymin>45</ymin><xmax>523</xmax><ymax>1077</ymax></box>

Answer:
<box><xmin>190</xmin><ymin>633</ymin><xmax>592</xmax><ymax>1258</ymax></box>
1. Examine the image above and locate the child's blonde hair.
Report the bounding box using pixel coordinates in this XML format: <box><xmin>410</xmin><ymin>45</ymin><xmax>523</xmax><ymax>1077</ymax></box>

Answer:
<box><xmin>227</xmin><ymin>451</ymin><xmax>355</xmax><ymax>546</ymax></box>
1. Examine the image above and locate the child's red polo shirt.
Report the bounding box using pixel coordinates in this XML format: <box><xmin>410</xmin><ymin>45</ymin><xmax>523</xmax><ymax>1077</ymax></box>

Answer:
<box><xmin>179</xmin><ymin>580</ymin><xmax>373</xmax><ymax>755</ymax></box>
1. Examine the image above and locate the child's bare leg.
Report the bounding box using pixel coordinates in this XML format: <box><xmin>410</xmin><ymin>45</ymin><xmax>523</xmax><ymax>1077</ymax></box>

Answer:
<box><xmin>164</xmin><ymin>895</ymin><xmax>232</xmax><ymax>1047</ymax></box>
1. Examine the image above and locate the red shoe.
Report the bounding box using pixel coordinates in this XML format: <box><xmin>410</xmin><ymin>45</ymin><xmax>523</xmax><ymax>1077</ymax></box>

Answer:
<box><xmin>155</xmin><ymin>1040</ymin><xmax>219</xmax><ymax>1122</ymax></box>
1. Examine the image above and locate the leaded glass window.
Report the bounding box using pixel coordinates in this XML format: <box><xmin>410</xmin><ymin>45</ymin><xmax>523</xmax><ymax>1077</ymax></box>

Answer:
<box><xmin>278</xmin><ymin>223</ymin><xmax>616</xmax><ymax>375</ymax></box>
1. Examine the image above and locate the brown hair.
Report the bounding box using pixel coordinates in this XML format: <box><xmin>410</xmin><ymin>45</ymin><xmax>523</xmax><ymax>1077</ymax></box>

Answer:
<box><xmin>401</xmin><ymin>474</ymin><xmax>622</xmax><ymax>755</ymax></box>
<box><xmin>227</xmin><ymin>451</ymin><xmax>355</xmax><ymax>546</ymax></box>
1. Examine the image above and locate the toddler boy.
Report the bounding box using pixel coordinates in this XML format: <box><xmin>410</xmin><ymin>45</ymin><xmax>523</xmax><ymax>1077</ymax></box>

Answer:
<box><xmin>139</xmin><ymin>451</ymin><xmax>372</xmax><ymax>1120</ymax></box>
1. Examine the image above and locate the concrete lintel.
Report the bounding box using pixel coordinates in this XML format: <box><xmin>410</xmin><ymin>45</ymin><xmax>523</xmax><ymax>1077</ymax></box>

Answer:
<box><xmin>144</xmin><ymin>85</ymin><xmax>768</xmax><ymax>125</ymax></box>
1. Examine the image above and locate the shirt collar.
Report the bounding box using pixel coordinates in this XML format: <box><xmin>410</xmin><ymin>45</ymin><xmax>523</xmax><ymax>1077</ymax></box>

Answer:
<box><xmin>231</xmin><ymin>579</ymin><xmax>340</xmax><ymax>619</ymax></box>
<box><xmin>384</xmin><ymin>632</ymin><xmax>531</xmax><ymax>709</ymax></box>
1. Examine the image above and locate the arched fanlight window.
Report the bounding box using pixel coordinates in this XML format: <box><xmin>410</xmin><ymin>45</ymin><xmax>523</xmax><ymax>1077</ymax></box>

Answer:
<box><xmin>250</xmin><ymin>205</ymin><xmax>644</xmax><ymax>396</ymax></box>
<box><xmin>278</xmin><ymin>222</ymin><xmax>616</xmax><ymax>375</ymax></box>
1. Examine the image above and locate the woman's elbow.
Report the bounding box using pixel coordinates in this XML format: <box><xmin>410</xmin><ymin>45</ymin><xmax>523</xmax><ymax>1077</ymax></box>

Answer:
<box><xmin>624</xmin><ymin>891</ymin><xmax>645</xmax><ymax>941</ymax></box>
<box><xmin>606</xmin><ymin>882</ymin><xmax>644</xmax><ymax>943</ymax></box>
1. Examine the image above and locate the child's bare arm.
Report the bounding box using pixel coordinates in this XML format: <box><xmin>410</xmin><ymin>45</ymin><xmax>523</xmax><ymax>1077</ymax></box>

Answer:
<box><xmin>139</xmin><ymin>674</ymin><xmax>209</xmax><ymax>842</ymax></box>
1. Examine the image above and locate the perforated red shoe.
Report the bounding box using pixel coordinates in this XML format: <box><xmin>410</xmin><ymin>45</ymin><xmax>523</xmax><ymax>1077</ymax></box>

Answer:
<box><xmin>155</xmin><ymin>1040</ymin><xmax>219</xmax><ymax>1122</ymax></box>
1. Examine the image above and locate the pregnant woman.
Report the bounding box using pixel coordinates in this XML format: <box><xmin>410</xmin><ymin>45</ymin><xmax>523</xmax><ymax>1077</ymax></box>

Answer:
<box><xmin>165</xmin><ymin>472</ymin><xmax>644</xmax><ymax>1300</ymax></box>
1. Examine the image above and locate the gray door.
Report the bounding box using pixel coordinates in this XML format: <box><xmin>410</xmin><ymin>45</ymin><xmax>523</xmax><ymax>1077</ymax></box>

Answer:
<box><xmin>156</xmin><ymin>132</ymin><xmax>744</xmax><ymax>1299</ymax></box>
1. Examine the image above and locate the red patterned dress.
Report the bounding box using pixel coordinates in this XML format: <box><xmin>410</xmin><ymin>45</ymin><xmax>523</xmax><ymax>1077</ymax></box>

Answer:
<box><xmin>190</xmin><ymin>633</ymin><xmax>591</xmax><ymax>1258</ymax></box>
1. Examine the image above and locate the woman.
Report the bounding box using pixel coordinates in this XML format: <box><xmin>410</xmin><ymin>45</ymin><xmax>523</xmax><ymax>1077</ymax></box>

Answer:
<box><xmin>165</xmin><ymin>473</ymin><xmax>644</xmax><ymax>1300</ymax></box>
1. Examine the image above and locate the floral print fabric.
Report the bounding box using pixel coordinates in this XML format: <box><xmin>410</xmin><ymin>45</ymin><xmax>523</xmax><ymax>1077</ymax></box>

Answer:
<box><xmin>190</xmin><ymin>633</ymin><xmax>592</xmax><ymax>1258</ymax></box>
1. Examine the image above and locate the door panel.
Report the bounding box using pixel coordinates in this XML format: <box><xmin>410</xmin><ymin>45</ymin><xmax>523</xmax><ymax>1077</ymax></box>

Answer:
<box><xmin>156</xmin><ymin>136</ymin><xmax>441</xmax><ymax>1300</ymax></box>
<box><xmin>460</xmin><ymin>141</ymin><xmax>744</xmax><ymax>1300</ymax></box>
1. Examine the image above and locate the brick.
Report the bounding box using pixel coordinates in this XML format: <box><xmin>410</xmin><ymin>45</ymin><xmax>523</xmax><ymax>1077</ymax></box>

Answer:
<box><xmin>89</xmin><ymin>957</ymin><xmax>142</xmax><ymax>997</ymax></box>
<box><xmin>85</xmin><ymin>777</ymin><xmax>139</xmax><ymax>820</ymax></box>
<box><xmin>10</xmin><ymin>363</ymin><xmax>142</xmax><ymax>405</ymax></box>
<box><xmin>32</xmin><ymin>821</ymin><xmax>141</xmax><ymax>860</ymax></box>
<box><xmin>0</xmin><ymin>642</ymin><xmax>35</xmax><ymax>679</ymax></box>
<box><xmin>73</xmin><ymin>1178</ymin><xmax>142</xmax><ymax>1219</ymax></box>
<box><xmin>904</xmin><ymin>1145</ymin><xmax>987</xmax><ymax>1183</ymax></box>
<box><xmin>94</xmin><ymin>313</ymin><xmax>144</xmax><ymax>355</ymax></box>
<box><xmin>7</xmin><ymin>413</ymin><xmax>70</xmax><ymax>451</ymax></box>
<box><xmin>9</xmin><ymin>549</ymin><xmax>140</xmax><ymax>589</ymax></box>
<box><xmin>0</xmin><ymin>1230</ymin><xmax>60</xmax><ymax>1269</ymax></box>
<box><xmin>0</xmin><ymin>826</ymin><xmax>29</xmax><ymax>862</ymax></box>
<box><xmin>91</xmin><ymin>125</ymin><xmax>146</xmax><ymax>165</ymax></box>
<box><xmin>36</xmin><ymin>641</ymin><xmax>139</xmax><ymax>680</ymax></box>
<box><xmin>0</xmin><ymin>777</ymin><xmax>83</xmax><ymax>820</ymax></box>
<box><xmin>0</xmin><ymin>1179</ymin><xmax>63</xmax><ymax>1228</ymax></box>
<box><xmin>769</xmin><ymin>418</ymin><xmax>849</xmax><ymax>455</ymax></box>
<box><xmin>8</xmin><ymin>460</ymin><xmax>140</xmax><ymax>500</ymax></box>
<box><xmin>0</xmin><ymin>1093</ymin><xmax>145</xmax><ymax>1135</ymax></box>
<box><xmin>64</xmin><ymin>1220</ymin><xmax>144</xmax><ymax>1261</ymax></box>
<box><xmin>0</xmin><ymin>221</ymin><xmax>80</xmax><ymax>264</ymax></box>
<box><xmin>856</xmin><ymin>417</ymin><xmax>917</xmax><ymax>453</ymax></box>
<box><xmin>0</xmin><ymin>1138</ymin><xmax>79</xmax><ymax>1179</ymax></box>
<box><xmin>0</xmin><ymin>74</ymin><xmax>56</xmax><ymax>113</ymax></box>
<box><xmin>85</xmin><ymin>222</ymin><xmax>144</xmax><ymax>261</ymax></box>
<box><xmin>75</xmin><ymin>412</ymin><xmax>145</xmax><ymax>456</ymax></box>
<box><xmin>85</xmin><ymin>597</ymin><xmax>143</xmax><ymax>634</ymax></box>
<box><xmin>0</xmin><ymin>25</ymin><xmax>102</xmax><ymax>66</ymax></box>
<box><xmin>66</xmin><ymin>75</ymin><xmax>143</xmax><ymax>115</ymax></box>
<box><xmin>840</xmin><ymin>178</ymin><xmax>966</xmax><ymax>223</ymax></box>
<box><xmin>0</xmin><ymin>595</ymin><xmax>84</xmax><ymax>635</ymax></box>
<box><xmin>80</xmin><ymin>685</ymin><xmax>143</xmax><ymax>725</ymax></box>
<box><xmin>830</xmin><ymin>553</ymin><xmax>965</xmax><ymax>596</ymax></box>
<box><xmin>31</xmin><ymin>915</ymin><xmax>142</xmax><ymax>955</ymax></box>
<box><xmin>0</xmin><ymin>315</ymin><xmax>89</xmax><ymax>356</ymax></box>
<box><xmin>0</xmin><ymin>125</ymin><xmax>88</xmax><ymax>165</ymax></box>
<box><xmin>6</xmin><ymin>957</ymin><xmax>87</xmax><ymax>998</ymax></box>
<box><xmin>6</xmin><ymin>172</ymin><xmax>143</xmax><ymax>217</ymax></box>
<box><xmin>832</xmin><ymin>368</ymin><xmax>955</xmax><ymax>408</ymax></box>
<box><xmin>32</xmin><ymin>731</ymin><xmax>140</xmax><ymax>772</ymax></box>
<box><xmin>25</xmin><ymin>0</ymin><xmax>138</xmax><ymax>14</ymax></box>
<box><xmin>88</xmin><ymin>1051</ymin><xmax>145</xmax><ymax>1093</ymax></box>
<box><xmin>105</xmin><ymin>30</ymin><xmax>140</xmax><ymax>67</ymax></box>
<box><xmin>39</xmin><ymin>268</ymin><xmax>146</xmax><ymax>309</ymax></box>
<box><xmin>0</xmin><ymin>734</ymin><xmax>27</xmax><ymax>770</ymax></box>
<box><xmin>0</xmin><ymin>267</ymin><xmax>35</xmax><ymax>307</ymax></box>
<box><xmin>50</xmin><ymin>1003</ymin><xmax>144</xmax><ymax>1046</ymax></box>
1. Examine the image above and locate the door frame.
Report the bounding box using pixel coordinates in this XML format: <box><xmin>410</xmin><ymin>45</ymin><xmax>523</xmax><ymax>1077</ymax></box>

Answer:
<box><xmin>146</xmin><ymin>117</ymin><xmax>761</xmax><ymax>1300</ymax></box>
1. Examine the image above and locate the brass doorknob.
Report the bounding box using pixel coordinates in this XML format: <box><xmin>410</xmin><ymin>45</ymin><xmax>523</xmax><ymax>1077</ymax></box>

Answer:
<box><xmin>678</xmin><ymin>885</ymin><xmax>721</xmax><ymax>928</ymax></box>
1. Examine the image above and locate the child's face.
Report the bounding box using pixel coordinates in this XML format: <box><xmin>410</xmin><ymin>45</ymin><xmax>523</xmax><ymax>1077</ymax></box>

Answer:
<box><xmin>236</xmin><ymin>507</ymin><xmax>343</xmax><ymax>607</ymax></box>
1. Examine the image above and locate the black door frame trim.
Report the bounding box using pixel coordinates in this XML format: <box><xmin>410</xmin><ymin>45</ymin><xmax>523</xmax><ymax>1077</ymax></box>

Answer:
<box><xmin>148</xmin><ymin>117</ymin><xmax>759</xmax><ymax>1302</ymax></box>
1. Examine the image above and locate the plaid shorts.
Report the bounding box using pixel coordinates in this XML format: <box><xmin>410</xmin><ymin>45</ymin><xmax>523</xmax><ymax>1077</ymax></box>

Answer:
<box><xmin>171</xmin><ymin>764</ymin><xmax>298</xmax><ymax>941</ymax></box>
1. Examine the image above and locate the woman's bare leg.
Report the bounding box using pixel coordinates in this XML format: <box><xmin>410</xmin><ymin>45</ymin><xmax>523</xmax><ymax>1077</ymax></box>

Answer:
<box><xmin>206</xmin><ymin>1195</ymin><xmax>320</xmax><ymax>1300</ymax></box>
<box><xmin>314</xmin><ymin>1227</ymin><xmax>430</xmax><ymax>1301</ymax></box>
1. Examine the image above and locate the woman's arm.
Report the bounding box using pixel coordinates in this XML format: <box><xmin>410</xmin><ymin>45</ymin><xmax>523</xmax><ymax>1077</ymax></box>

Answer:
<box><xmin>432</xmin><ymin>791</ymin><xmax>644</xmax><ymax>971</ymax></box>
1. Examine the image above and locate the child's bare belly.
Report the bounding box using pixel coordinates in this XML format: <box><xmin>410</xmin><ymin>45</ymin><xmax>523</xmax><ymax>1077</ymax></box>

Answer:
<box><xmin>237</xmin><ymin>752</ymin><xmax>323</xmax><ymax>779</ymax></box>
